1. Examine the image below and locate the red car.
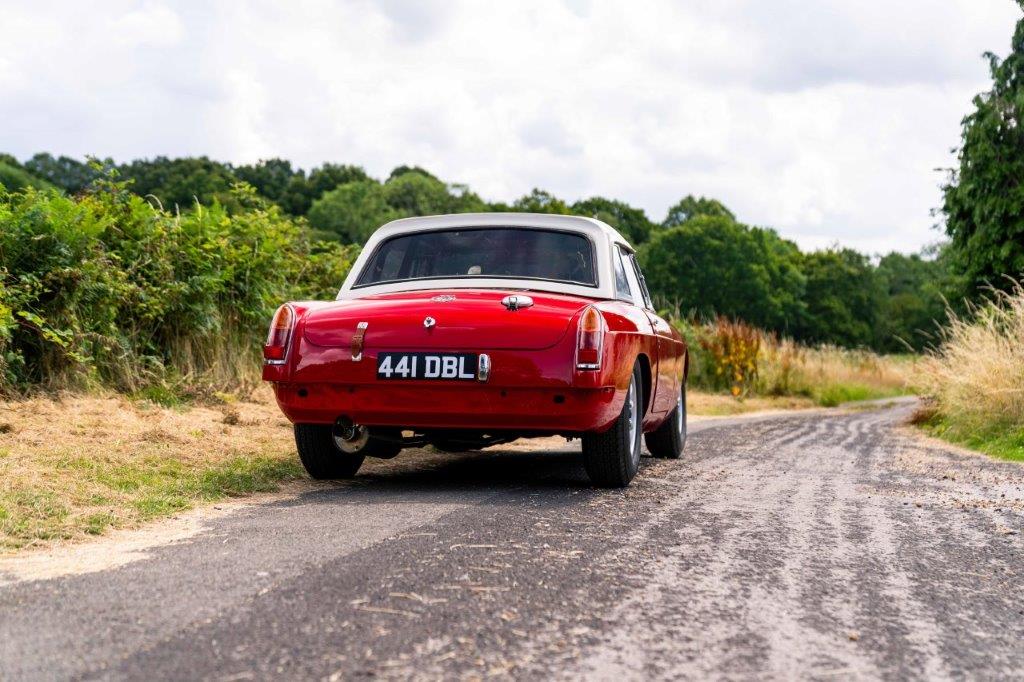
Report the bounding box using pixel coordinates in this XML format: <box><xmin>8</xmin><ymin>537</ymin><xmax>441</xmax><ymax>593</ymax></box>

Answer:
<box><xmin>263</xmin><ymin>213</ymin><xmax>688</xmax><ymax>487</ymax></box>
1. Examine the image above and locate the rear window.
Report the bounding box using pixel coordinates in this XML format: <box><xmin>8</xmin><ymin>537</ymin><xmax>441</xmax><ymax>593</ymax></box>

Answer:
<box><xmin>355</xmin><ymin>227</ymin><xmax>597</xmax><ymax>287</ymax></box>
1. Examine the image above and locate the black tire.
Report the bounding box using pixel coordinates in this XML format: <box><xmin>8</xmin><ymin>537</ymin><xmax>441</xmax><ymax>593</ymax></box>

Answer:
<box><xmin>582</xmin><ymin>362</ymin><xmax>643</xmax><ymax>487</ymax></box>
<box><xmin>294</xmin><ymin>424</ymin><xmax>365</xmax><ymax>479</ymax></box>
<box><xmin>645</xmin><ymin>382</ymin><xmax>687</xmax><ymax>459</ymax></box>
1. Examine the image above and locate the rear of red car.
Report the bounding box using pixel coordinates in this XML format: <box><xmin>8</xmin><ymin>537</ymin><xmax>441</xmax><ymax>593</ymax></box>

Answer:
<box><xmin>262</xmin><ymin>289</ymin><xmax>625</xmax><ymax>434</ymax></box>
<box><xmin>261</xmin><ymin>214</ymin><xmax>687</xmax><ymax>487</ymax></box>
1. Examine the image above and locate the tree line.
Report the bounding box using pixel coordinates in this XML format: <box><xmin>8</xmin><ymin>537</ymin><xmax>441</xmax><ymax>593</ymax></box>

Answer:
<box><xmin>0</xmin><ymin>151</ymin><xmax>964</xmax><ymax>353</ymax></box>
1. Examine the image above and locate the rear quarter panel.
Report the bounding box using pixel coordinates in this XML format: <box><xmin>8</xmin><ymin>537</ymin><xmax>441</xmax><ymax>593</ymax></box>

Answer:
<box><xmin>595</xmin><ymin>300</ymin><xmax>677</xmax><ymax>430</ymax></box>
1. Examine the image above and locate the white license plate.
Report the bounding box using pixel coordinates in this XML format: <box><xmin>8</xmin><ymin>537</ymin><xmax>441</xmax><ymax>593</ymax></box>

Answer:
<box><xmin>376</xmin><ymin>352</ymin><xmax>478</xmax><ymax>380</ymax></box>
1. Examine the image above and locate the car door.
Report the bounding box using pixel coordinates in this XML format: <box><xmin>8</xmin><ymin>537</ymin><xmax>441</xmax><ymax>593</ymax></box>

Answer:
<box><xmin>621</xmin><ymin>249</ymin><xmax>678</xmax><ymax>416</ymax></box>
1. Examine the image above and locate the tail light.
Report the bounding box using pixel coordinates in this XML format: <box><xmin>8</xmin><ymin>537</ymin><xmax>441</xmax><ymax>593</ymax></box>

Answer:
<box><xmin>576</xmin><ymin>306</ymin><xmax>605</xmax><ymax>370</ymax></box>
<box><xmin>263</xmin><ymin>304</ymin><xmax>295</xmax><ymax>364</ymax></box>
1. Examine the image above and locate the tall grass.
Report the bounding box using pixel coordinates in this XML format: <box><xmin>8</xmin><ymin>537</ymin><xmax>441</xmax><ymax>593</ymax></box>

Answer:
<box><xmin>678</xmin><ymin>317</ymin><xmax>910</xmax><ymax>406</ymax></box>
<box><xmin>777</xmin><ymin>344</ymin><xmax>910</xmax><ymax>406</ymax></box>
<box><xmin>915</xmin><ymin>282</ymin><xmax>1024</xmax><ymax>459</ymax></box>
<box><xmin>0</xmin><ymin>177</ymin><xmax>357</xmax><ymax>397</ymax></box>
<box><xmin>694</xmin><ymin>317</ymin><xmax>761</xmax><ymax>397</ymax></box>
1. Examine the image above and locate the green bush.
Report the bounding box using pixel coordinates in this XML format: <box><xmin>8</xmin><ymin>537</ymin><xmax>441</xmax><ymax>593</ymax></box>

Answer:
<box><xmin>0</xmin><ymin>179</ymin><xmax>356</xmax><ymax>395</ymax></box>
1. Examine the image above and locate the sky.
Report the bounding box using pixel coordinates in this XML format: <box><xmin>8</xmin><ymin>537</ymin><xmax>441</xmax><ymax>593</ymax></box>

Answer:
<box><xmin>1</xmin><ymin>0</ymin><xmax>1020</xmax><ymax>254</ymax></box>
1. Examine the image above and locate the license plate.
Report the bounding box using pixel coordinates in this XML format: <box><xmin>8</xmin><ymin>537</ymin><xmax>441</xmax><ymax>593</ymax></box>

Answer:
<box><xmin>376</xmin><ymin>352</ymin><xmax>478</xmax><ymax>381</ymax></box>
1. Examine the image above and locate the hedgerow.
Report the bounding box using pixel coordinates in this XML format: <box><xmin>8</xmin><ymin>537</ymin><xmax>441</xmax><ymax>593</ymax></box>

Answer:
<box><xmin>0</xmin><ymin>177</ymin><xmax>356</xmax><ymax>395</ymax></box>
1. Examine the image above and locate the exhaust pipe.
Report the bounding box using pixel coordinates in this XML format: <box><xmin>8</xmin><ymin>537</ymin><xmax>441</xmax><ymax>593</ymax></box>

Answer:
<box><xmin>332</xmin><ymin>416</ymin><xmax>369</xmax><ymax>453</ymax></box>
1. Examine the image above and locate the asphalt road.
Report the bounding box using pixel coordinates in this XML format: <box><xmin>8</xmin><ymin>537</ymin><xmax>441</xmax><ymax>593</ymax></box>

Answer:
<box><xmin>2</xmin><ymin>400</ymin><xmax>1024</xmax><ymax>680</ymax></box>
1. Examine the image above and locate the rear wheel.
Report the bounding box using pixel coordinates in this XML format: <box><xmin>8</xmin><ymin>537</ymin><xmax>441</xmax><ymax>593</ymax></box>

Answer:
<box><xmin>582</xmin><ymin>362</ymin><xmax>643</xmax><ymax>487</ymax></box>
<box><xmin>294</xmin><ymin>424</ymin><xmax>365</xmax><ymax>479</ymax></box>
<box><xmin>645</xmin><ymin>382</ymin><xmax>687</xmax><ymax>459</ymax></box>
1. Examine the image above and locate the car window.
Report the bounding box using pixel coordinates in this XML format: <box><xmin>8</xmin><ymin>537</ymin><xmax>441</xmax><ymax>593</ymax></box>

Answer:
<box><xmin>626</xmin><ymin>252</ymin><xmax>653</xmax><ymax>309</ymax></box>
<box><xmin>355</xmin><ymin>227</ymin><xmax>598</xmax><ymax>288</ymax></box>
<box><xmin>613</xmin><ymin>247</ymin><xmax>633</xmax><ymax>302</ymax></box>
<box><xmin>620</xmin><ymin>247</ymin><xmax>644</xmax><ymax>305</ymax></box>
<box><xmin>374</xmin><ymin>241</ymin><xmax>408</xmax><ymax>282</ymax></box>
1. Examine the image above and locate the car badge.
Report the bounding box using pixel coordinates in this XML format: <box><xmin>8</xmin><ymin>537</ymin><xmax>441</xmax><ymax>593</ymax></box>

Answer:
<box><xmin>423</xmin><ymin>316</ymin><xmax>437</xmax><ymax>329</ymax></box>
<box><xmin>431</xmin><ymin>295</ymin><xmax>456</xmax><ymax>303</ymax></box>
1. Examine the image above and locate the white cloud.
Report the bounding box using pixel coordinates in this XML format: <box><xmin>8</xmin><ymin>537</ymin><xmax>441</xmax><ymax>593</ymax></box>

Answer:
<box><xmin>0</xmin><ymin>0</ymin><xmax>1019</xmax><ymax>254</ymax></box>
<box><xmin>109</xmin><ymin>2</ymin><xmax>185</xmax><ymax>48</ymax></box>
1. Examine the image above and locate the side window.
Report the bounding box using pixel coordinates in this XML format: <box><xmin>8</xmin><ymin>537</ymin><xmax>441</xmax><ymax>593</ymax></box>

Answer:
<box><xmin>613</xmin><ymin>248</ymin><xmax>633</xmax><ymax>302</ymax></box>
<box><xmin>619</xmin><ymin>246</ymin><xmax>647</xmax><ymax>307</ymax></box>
<box><xmin>627</xmin><ymin>252</ymin><xmax>653</xmax><ymax>309</ymax></box>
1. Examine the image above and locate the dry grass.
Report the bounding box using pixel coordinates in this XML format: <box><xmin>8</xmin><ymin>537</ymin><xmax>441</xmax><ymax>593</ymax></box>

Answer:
<box><xmin>762</xmin><ymin>342</ymin><xmax>913</xmax><ymax>406</ymax></box>
<box><xmin>682</xmin><ymin>318</ymin><xmax>913</xmax><ymax>407</ymax></box>
<box><xmin>696</xmin><ymin>317</ymin><xmax>762</xmax><ymax>397</ymax></box>
<box><xmin>0</xmin><ymin>386</ymin><xmax>301</xmax><ymax>552</ymax></box>
<box><xmin>914</xmin><ymin>282</ymin><xmax>1024</xmax><ymax>460</ymax></box>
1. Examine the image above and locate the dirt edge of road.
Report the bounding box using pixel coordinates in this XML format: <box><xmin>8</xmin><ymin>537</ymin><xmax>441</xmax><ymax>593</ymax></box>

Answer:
<box><xmin>0</xmin><ymin>481</ymin><xmax>326</xmax><ymax>586</ymax></box>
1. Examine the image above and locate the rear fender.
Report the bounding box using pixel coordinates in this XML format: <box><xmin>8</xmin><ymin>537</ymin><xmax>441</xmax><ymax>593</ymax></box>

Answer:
<box><xmin>580</xmin><ymin>301</ymin><xmax>664</xmax><ymax>429</ymax></box>
<box><xmin>571</xmin><ymin>302</ymin><xmax>653</xmax><ymax>388</ymax></box>
<box><xmin>262</xmin><ymin>301</ymin><xmax>330</xmax><ymax>382</ymax></box>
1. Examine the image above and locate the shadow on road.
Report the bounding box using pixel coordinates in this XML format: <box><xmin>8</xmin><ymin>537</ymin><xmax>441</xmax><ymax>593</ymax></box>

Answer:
<box><xmin>278</xmin><ymin>441</ymin><xmax>664</xmax><ymax>507</ymax></box>
<box><xmin>355</xmin><ymin>446</ymin><xmax>585</xmax><ymax>489</ymax></box>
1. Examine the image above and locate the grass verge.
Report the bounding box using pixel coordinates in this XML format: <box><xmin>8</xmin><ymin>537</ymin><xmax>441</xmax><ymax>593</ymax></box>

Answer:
<box><xmin>913</xmin><ymin>282</ymin><xmax>1024</xmax><ymax>463</ymax></box>
<box><xmin>687</xmin><ymin>383</ymin><xmax>906</xmax><ymax>417</ymax></box>
<box><xmin>0</xmin><ymin>387</ymin><xmax>301</xmax><ymax>552</ymax></box>
<box><xmin>915</xmin><ymin>412</ymin><xmax>1024</xmax><ymax>462</ymax></box>
<box><xmin>811</xmin><ymin>381</ymin><xmax>908</xmax><ymax>408</ymax></box>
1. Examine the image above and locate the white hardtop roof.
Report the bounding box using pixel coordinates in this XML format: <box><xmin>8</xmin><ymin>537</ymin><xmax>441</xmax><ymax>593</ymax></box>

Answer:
<box><xmin>337</xmin><ymin>212</ymin><xmax>635</xmax><ymax>301</ymax></box>
<box><xmin>370</xmin><ymin>212</ymin><xmax>633</xmax><ymax>249</ymax></box>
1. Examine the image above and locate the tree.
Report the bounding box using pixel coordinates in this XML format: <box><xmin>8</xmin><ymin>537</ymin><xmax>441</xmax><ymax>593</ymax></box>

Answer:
<box><xmin>796</xmin><ymin>249</ymin><xmax>884</xmax><ymax>348</ymax></box>
<box><xmin>448</xmin><ymin>184</ymin><xmax>489</xmax><ymax>213</ymax></box>
<box><xmin>117</xmin><ymin>156</ymin><xmax>238</xmax><ymax>210</ymax></box>
<box><xmin>279</xmin><ymin>163</ymin><xmax>369</xmax><ymax>215</ymax></box>
<box><xmin>749</xmin><ymin>226</ymin><xmax>808</xmax><ymax>334</ymax></box>
<box><xmin>512</xmin><ymin>189</ymin><xmax>572</xmax><ymax>214</ymax></box>
<box><xmin>307</xmin><ymin>163</ymin><xmax>369</xmax><ymax>198</ymax></box>
<box><xmin>388</xmin><ymin>165</ymin><xmax>439</xmax><ymax>182</ymax></box>
<box><xmin>308</xmin><ymin>172</ymin><xmax>491</xmax><ymax>243</ymax></box>
<box><xmin>663</xmin><ymin>194</ymin><xmax>735</xmax><ymax>228</ymax></box>
<box><xmin>874</xmin><ymin>248</ymin><xmax>954</xmax><ymax>351</ymax></box>
<box><xmin>307</xmin><ymin>181</ymin><xmax>401</xmax><ymax>243</ymax></box>
<box><xmin>382</xmin><ymin>172</ymin><xmax>485</xmax><ymax>216</ymax></box>
<box><xmin>23</xmin><ymin>153</ymin><xmax>103</xmax><ymax>193</ymax></box>
<box><xmin>572</xmin><ymin>196</ymin><xmax>656</xmax><ymax>245</ymax></box>
<box><xmin>638</xmin><ymin>216</ymin><xmax>805</xmax><ymax>331</ymax></box>
<box><xmin>234</xmin><ymin>158</ymin><xmax>299</xmax><ymax>204</ymax></box>
<box><xmin>941</xmin><ymin>5</ymin><xmax>1024</xmax><ymax>296</ymax></box>
<box><xmin>278</xmin><ymin>175</ymin><xmax>313</xmax><ymax>215</ymax></box>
